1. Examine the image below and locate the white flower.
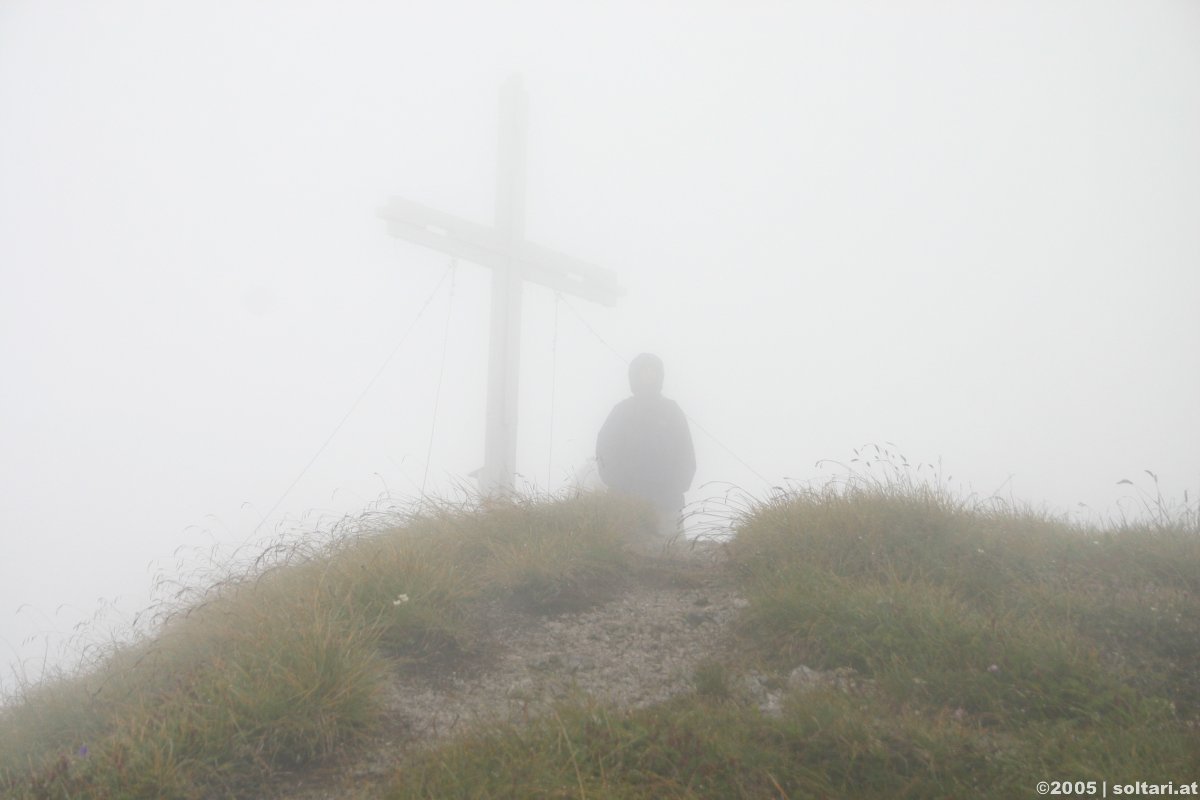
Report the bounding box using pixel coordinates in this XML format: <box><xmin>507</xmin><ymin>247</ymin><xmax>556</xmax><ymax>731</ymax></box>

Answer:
<box><xmin>393</xmin><ymin>594</ymin><xmax>409</xmax><ymax>606</ymax></box>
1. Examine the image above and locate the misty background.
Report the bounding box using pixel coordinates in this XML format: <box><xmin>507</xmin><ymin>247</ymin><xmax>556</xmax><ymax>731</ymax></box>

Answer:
<box><xmin>2</xmin><ymin>2</ymin><xmax>1197</xmax><ymax>693</ymax></box>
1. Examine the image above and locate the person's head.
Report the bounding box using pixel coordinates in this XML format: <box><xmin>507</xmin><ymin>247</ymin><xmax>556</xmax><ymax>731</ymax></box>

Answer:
<box><xmin>628</xmin><ymin>353</ymin><xmax>664</xmax><ymax>396</ymax></box>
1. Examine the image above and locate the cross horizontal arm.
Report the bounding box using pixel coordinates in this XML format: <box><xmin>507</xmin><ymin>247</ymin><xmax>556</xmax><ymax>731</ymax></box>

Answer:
<box><xmin>379</xmin><ymin>196</ymin><xmax>622</xmax><ymax>306</ymax></box>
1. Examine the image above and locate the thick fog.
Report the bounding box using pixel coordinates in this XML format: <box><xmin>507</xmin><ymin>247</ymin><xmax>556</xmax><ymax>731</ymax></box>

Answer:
<box><xmin>2</xmin><ymin>2</ymin><xmax>1198</xmax><ymax>691</ymax></box>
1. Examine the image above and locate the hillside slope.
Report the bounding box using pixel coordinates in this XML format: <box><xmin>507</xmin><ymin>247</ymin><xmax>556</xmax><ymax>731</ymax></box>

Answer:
<box><xmin>2</xmin><ymin>479</ymin><xmax>1197</xmax><ymax>799</ymax></box>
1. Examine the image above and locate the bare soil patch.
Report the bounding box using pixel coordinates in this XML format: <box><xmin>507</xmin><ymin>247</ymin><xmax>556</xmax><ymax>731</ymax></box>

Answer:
<box><xmin>270</xmin><ymin>542</ymin><xmax>743</xmax><ymax>800</ymax></box>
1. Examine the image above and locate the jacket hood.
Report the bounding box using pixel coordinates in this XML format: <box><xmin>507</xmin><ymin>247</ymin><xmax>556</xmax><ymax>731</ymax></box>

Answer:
<box><xmin>628</xmin><ymin>353</ymin><xmax>664</xmax><ymax>396</ymax></box>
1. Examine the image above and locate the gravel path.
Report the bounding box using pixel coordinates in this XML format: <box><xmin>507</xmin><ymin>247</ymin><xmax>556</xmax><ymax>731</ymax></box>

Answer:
<box><xmin>272</xmin><ymin>543</ymin><xmax>743</xmax><ymax>799</ymax></box>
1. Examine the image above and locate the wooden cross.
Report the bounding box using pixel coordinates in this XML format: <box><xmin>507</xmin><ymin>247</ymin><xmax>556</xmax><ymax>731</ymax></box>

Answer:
<box><xmin>379</xmin><ymin>76</ymin><xmax>622</xmax><ymax>493</ymax></box>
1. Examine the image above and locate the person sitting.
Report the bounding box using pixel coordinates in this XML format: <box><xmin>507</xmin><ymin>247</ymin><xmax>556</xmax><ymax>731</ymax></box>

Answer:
<box><xmin>595</xmin><ymin>353</ymin><xmax>696</xmax><ymax>539</ymax></box>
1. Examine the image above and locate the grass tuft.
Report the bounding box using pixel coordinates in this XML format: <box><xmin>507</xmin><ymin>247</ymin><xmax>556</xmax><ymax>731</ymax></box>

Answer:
<box><xmin>4</xmin><ymin>459</ymin><xmax>1197</xmax><ymax>798</ymax></box>
<box><xmin>383</xmin><ymin>461</ymin><xmax>1199</xmax><ymax>798</ymax></box>
<box><xmin>0</xmin><ymin>491</ymin><xmax>647</xmax><ymax>798</ymax></box>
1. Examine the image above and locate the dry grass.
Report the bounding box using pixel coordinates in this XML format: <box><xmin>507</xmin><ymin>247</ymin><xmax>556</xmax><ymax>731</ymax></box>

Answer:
<box><xmin>4</xmin><ymin>451</ymin><xmax>1196</xmax><ymax>799</ymax></box>
<box><xmin>385</xmin><ymin>455</ymin><xmax>1200</xmax><ymax>799</ymax></box>
<box><xmin>0</xmin><ymin>491</ymin><xmax>651</xmax><ymax>799</ymax></box>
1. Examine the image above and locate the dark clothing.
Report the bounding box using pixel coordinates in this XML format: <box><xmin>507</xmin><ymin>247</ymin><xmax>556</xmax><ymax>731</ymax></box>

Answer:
<box><xmin>595</xmin><ymin>393</ymin><xmax>696</xmax><ymax>514</ymax></box>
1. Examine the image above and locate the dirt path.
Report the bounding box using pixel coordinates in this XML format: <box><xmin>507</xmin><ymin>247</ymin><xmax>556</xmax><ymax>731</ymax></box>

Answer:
<box><xmin>271</xmin><ymin>543</ymin><xmax>743</xmax><ymax>799</ymax></box>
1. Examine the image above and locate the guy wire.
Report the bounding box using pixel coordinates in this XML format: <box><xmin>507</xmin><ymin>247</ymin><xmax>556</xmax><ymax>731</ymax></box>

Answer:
<box><xmin>248</xmin><ymin>263</ymin><xmax>456</xmax><ymax>542</ymax></box>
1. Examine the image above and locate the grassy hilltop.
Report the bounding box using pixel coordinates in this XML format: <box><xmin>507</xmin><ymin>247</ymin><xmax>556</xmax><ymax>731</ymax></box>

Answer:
<box><xmin>1</xmin><ymin>470</ymin><xmax>1197</xmax><ymax>799</ymax></box>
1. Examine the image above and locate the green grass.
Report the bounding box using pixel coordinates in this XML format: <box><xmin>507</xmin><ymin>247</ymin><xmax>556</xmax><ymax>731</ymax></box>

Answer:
<box><xmin>385</xmin><ymin>690</ymin><xmax>1195</xmax><ymax>799</ymax></box>
<box><xmin>3</xmin><ymin>467</ymin><xmax>1197</xmax><ymax>799</ymax></box>
<box><xmin>727</xmin><ymin>479</ymin><xmax>1200</xmax><ymax>722</ymax></box>
<box><xmin>383</xmin><ymin>471</ymin><xmax>1200</xmax><ymax>799</ymax></box>
<box><xmin>0</xmin><ymin>492</ymin><xmax>650</xmax><ymax>799</ymax></box>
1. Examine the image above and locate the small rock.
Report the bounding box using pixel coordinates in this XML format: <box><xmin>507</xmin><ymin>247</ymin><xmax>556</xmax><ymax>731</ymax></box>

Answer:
<box><xmin>530</xmin><ymin>655</ymin><xmax>564</xmax><ymax>671</ymax></box>
<box><xmin>787</xmin><ymin>665</ymin><xmax>822</xmax><ymax>691</ymax></box>
<box><xmin>760</xmin><ymin>691</ymin><xmax>783</xmax><ymax>717</ymax></box>
<box><xmin>739</xmin><ymin>672</ymin><xmax>785</xmax><ymax>717</ymax></box>
<box><xmin>565</xmin><ymin>656</ymin><xmax>595</xmax><ymax>673</ymax></box>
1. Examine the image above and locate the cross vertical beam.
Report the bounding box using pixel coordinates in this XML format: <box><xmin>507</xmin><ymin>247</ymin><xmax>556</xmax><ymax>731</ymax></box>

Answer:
<box><xmin>380</xmin><ymin>76</ymin><xmax>621</xmax><ymax>495</ymax></box>
<box><xmin>483</xmin><ymin>77</ymin><xmax>527</xmax><ymax>493</ymax></box>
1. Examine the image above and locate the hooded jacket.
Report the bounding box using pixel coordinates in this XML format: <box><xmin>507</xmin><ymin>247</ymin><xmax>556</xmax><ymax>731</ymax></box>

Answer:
<box><xmin>595</xmin><ymin>355</ymin><xmax>696</xmax><ymax>513</ymax></box>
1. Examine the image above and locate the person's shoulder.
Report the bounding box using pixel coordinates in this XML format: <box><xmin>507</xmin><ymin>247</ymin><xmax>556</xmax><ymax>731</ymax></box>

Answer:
<box><xmin>659</xmin><ymin>395</ymin><xmax>686</xmax><ymax>414</ymax></box>
<box><xmin>603</xmin><ymin>395</ymin><xmax>638</xmax><ymax>420</ymax></box>
<box><xmin>611</xmin><ymin>395</ymin><xmax>639</xmax><ymax>411</ymax></box>
<box><xmin>611</xmin><ymin>394</ymin><xmax>684</xmax><ymax>416</ymax></box>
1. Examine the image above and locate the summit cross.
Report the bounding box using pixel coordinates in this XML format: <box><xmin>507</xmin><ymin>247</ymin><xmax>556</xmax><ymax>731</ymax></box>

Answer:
<box><xmin>379</xmin><ymin>76</ymin><xmax>622</xmax><ymax>494</ymax></box>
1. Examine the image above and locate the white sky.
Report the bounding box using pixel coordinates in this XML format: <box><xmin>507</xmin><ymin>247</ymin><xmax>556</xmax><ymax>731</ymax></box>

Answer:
<box><xmin>2</xmin><ymin>1</ymin><xmax>1198</xmax><ymax>691</ymax></box>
